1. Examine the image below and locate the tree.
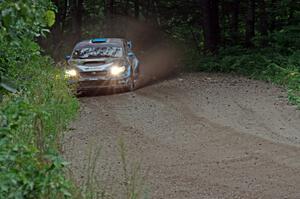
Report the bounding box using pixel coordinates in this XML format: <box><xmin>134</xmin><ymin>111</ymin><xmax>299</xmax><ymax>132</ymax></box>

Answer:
<box><xmin>258</xmin><ymin>0</ymin><xmax>268</xmax><ymax>34</ymax></box>
<box><xmin>42</xmin><ymin>0</ymin><xmax>299</xmax><ymax>57</ymax></box>
<box><xmin>51</xmin><ymin>0</ymin><xmax>63</xmax><ymax>44</ymax></box>
<box><xmin>71</xmin><ymin>0</ymin><xmax>84</xmax><ymax>39</ymax></box>
<box><xmin>201</xmin><ymin>0</ymin><xmax>220</xmax><ymax>53</ymax></box>
<box><xmin>245</xmin><ymin>0</ymin><xmax>255</xmax><ymax>46</ymax></box>
<box><xmin>134</xmin><ymin>0</ymin><xmax>140</xmax><ymax>18</ymax></box>
<box><xmin>108</xmin><ymin>0</ymin><xmax>115</xmax><ymax>15</ymax></box>
<box><xmin>230</xmin><ymin>0</ymin><xmax>240</xmax><ymax>44</ymax></box>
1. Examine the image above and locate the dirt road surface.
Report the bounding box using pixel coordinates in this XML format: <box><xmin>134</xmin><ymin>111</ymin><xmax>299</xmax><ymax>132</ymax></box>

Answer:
<box><xmin>63</xmin><ymin>73</ymin><xmax>300</xmax><ymax>199</ymax></box>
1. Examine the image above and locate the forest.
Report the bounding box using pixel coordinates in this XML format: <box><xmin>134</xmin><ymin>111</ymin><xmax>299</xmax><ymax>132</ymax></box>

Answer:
<box><xmin>0</xmin><ymin>0</ymin><xmax>299</xmax><ymax>198</ymax></box>
<box><xmin>44</xmin><ymin>0</ymin><xmax>300</xmax><ymax>105</ymax></box>
<box><xmin>48</xmin><ymin>0</ymin><xmax>299</xmax><ymax>51</ymax></box>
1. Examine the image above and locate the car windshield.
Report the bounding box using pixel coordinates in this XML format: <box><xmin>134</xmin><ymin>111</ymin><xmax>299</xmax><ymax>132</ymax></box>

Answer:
<box><xmin>72</xmin><ymin>44</ymin><xmax>123</xmax><ymax>59</ymax></box>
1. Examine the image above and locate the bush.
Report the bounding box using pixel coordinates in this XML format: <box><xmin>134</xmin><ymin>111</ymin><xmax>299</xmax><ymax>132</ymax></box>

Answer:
<box><xmin>0</xmin><ymin>42</ymin><xmax>78</xmax><ymax>198</ymax></box>
<box><xmin>0</xmin><ymin>1</ymin><xmax>79</xmax><ymax>198</ymax></box>
<box><xmin>0</xmin><ymin>31</ymin><xmax>78</xmax><ymax>199</ymax></box>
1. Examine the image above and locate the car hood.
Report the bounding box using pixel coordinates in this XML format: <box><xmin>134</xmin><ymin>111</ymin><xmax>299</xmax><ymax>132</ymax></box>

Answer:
<box><xmin>70</xmin><ymin>58</ymin><xmax>127</xmax><ymax>72</ymax></box>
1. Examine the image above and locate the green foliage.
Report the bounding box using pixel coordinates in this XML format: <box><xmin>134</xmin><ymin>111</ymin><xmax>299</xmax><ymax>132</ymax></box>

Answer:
<box><xmin>270</xmin><ymin>25</ymin><xmax>300</xmax><ymax>53</ymax></box>
<box><xmin>0</xmin><ymin>38</ymin><xmax>79</xmax><ymax>198</ymax></box>
<box><xmin>0</xmin><ymin>1</ymin><xmax>79</xmax><ymax>198</ymax></box>
<box><xmin>0</xmin><ymin>0</ymin><xmax>55</xmax><ymax>81</ymax></box>
<box><xmin>45</xmin><ymin>10</ymin><xmax>56</xmax><ymax>27</ymax></box>
<box><xmin>0</xmin><ymin>0</ymin><xmax>54</xmax><ymax>40</ymax></box>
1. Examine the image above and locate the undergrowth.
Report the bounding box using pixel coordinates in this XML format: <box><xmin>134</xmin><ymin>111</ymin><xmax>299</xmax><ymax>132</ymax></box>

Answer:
<box><xmin>0</xmin><ymin>1</ymin><xmax>79</xmax><ymax>198</ymax></box>
<box><xmin>0</xmin><ymin>39</ymin><xmax>79</xmax><ymax>198</ymax></box>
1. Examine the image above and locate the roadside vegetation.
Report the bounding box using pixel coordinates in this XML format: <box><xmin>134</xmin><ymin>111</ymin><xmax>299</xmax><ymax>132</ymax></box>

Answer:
<box><xmin>0</xmin><ymin>1</ymin><xmax>78</xmax><ymax>198</ymax></box>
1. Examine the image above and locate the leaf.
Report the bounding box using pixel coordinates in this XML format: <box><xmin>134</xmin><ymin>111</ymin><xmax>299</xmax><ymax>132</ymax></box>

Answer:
<box><xmin>45</xmin><ymin>10</ymin><xmax>55</xmax><ymax>27</ymax></box>
<box><xmin>2</xmin><ymin>14</ymin><xmax>12</xmax><ymax>28</ymax></box>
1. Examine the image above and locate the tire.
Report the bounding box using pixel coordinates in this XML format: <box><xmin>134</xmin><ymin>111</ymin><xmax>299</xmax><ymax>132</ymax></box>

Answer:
<box><xmin>127</xmin><ymin>77</ymin><xmax>135</xmax><ymax>91</ymax></box>
<box><xmin>127</xmin><ymin>65</ymin><xmax>139</xmax><ymax>92</ymax></box>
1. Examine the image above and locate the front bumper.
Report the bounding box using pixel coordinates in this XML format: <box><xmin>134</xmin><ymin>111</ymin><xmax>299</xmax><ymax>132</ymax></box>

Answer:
<box><xmin>69</xmin><ymin>77</ymin><xmax>131</xmax><ymax>91</ymax></box>
<box><xmin>67</xmin><ymin>65</ymin><xmax>134</xmax><ymax>91</ymax></box>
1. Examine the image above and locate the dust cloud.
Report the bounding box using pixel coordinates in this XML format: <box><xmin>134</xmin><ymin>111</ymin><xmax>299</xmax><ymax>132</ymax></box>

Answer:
<box><xmin>87</xmin><ymin>16</ymin><xmax>181</xmax><ymax>88</ymax></box>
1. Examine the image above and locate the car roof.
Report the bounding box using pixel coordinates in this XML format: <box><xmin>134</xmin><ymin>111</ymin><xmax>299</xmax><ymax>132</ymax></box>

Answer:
<box><xmin>75</xmin><ymin>38</ymin><xmax>125</xmax><ymax>48</ymax></box>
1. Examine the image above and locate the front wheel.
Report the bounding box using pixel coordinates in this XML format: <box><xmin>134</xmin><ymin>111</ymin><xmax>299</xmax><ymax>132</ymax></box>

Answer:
<box><xmin>127</xmin><ymin>68</ymin><xmax>139</xmax><ymax>91</ymax></box>
<box><xmin>127</xmin><ymin>77</ymin><xmax>135</xmax><ymax>91</ymax></box>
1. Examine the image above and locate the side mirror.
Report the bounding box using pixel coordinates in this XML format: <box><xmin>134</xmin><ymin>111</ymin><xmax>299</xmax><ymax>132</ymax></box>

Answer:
<box><xmin>127</xmin><ymin>41</ymin><xmax>133</xmax><ymax>49</ymax></box>
<box><xmin>65</xmin><ymin>55</ymin><xmax>71</xmax><ymax>62</ymax></box>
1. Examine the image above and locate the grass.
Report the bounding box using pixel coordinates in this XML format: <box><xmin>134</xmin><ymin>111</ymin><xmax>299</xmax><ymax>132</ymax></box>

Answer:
<box><xmin>71</xmin><ymin>138</ymin><xmax>148</xmax><ymax>199</ymax></box>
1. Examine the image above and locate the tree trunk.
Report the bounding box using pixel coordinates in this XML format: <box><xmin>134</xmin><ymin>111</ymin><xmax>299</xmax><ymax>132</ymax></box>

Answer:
<box><xmin>51</xmin><ymin>0</ymin><xmax>65</xmax><ymax>60</ymax></box>
<box><xmin>61</xmin><ymin>0</ymin><xmax>68</xmax><ymax>33</ymax></box>
<box><xmin>124</xmin><ymin>0</ymin><xmax>129</xmax><ymax>15</ymax></box>
<box><xmin>258</xmin><ymin>0</ymin><xmax>268</xmax><ymax>36</ymax></box>
<box><xmin>269</xmin><ymin>0</ymin><xmax>277</xmax><ymax>31</ymax></box>
<box><xmin>52</xmin><ymin>0</ymin><xmax>62</xmax><ymax>44</ymax></box>
<box><xmin>108</xmin><ymin>0</ymin><xmax>114</xmax><ymax>15</ymax></box>
<box><xmin>288</xmin><ymin>0</ymin><xmax>297</xmax><ymax>24</ymax></box>
<box><xmin>230</xmin><ymin>0</ymin><xmax>240</xmax><ymax>43</ymax></box>
<box><xmin>144</xmin><ymin>0</ymin><xmax>151</xmax><ymax>22</ymax></box>
<box><xmin>71</xmin><ymin>0</ymin><xmax>83</xmax><ymax>39</ymax></box>
<box><xmin>258</xmin><ymin>0</ymin><xmax>268</xmax><ymax>46</ymax></box>
<box><xmin>220</xmin><ymin>0</ymin><xmax>227</xmax><ymax>46</ymax></box>
<box><xmin>71</xmin><ymin>0</ymin><xmax>77</xmax><ymax>34</ymax></box>
<box><xmin>201</xmin><ymin>0</ymin><xmax>220</xmax><ymax>53</ymax></box>
<box><xmin>78</xmin><ymin>0</ymin><xmax>83</xmax><ymax>36</ymax></box>
<box><xmin>245</xmin><ymin>0</ymin><xmax>255</xmax><ymax>47</ymax></box>
<box><xmin>134</xmin><ymin>0</ymin><xmax>140</xmax><ymax>19</ymax></box>
<box><xmin>153</xmin><ymin>0</ymin><xmax>161</xmax><ymax>26</ymax></box>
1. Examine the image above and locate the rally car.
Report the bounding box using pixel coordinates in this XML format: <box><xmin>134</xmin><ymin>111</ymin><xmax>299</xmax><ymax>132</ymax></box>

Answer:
<box><xmin>65</xmin><ymin>38</ymin><xmax>139</xmax><ymax>93</ymax></box>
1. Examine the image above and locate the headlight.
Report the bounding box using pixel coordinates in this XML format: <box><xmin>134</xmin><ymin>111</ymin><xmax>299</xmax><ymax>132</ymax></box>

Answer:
<box><xmin>110</xmin><ymin>65</ymin><xmax>126</xmax><ymax>76</ymax></box>
<box><xmin>65</xmin><ymin>69</ymin><xmax>77</xmax><ymax>77</ymax></box>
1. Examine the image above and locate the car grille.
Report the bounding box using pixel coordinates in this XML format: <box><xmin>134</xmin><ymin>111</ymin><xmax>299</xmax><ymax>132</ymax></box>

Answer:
<box><xmin>83</xmin><ymin>61</ymin><xmax>106</xmax><ymax>67</ymax></box>
<box><xmin>80</xmin><ymin>71</ymin><xmax>108</xmax><ymax>78</ymax></box>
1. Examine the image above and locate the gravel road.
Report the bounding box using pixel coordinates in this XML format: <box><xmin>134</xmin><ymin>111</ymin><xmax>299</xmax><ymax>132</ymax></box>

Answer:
<box><xmin>63</xmin><ymin>73</ymin><xmax>300</xmax><ymax>199</ymax></box>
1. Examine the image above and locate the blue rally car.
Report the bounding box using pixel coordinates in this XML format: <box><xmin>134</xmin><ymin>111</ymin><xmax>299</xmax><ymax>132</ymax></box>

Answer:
<box><xmin>65</xmin><ymin>38</ymin><xmax>139</xmax><ymax>92</ymax></box>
